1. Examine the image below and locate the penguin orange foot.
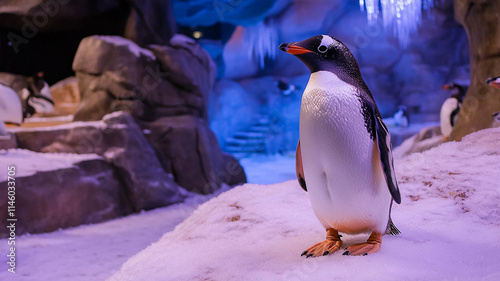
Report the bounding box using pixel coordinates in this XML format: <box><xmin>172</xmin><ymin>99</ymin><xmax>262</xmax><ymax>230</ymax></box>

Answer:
<box><xmin>342</xmin><ymin>232</ymin><xmax>382</xmax><ymax>256</ymax></box>
<box><xmin>301</xmin><ymin>229</ymin><xmax>342</xmax><ymax>258</ymax></box>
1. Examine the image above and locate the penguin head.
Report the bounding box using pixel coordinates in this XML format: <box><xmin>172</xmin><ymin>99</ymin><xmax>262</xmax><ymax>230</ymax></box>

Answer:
<box><xmin>441</xmin><ymin>83</ymin><xmax>467</xmax><ymax>101</ymax></box>
<box><xmin>279</xmin><ymin>35</ymin><xmax>360</xmax><ymax>75</ymax></box>
<box><xmin>487</xmin><ymin>76</ymin><xmax>500</xmax><ymax>89</ymax></box>
<box><xmin>492</xmin><ymin>111</ymin><xmax>500</xmax><ymax>127</ymax></box>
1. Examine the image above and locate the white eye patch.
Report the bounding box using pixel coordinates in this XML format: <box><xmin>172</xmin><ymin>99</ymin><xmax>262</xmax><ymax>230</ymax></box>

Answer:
<box><xmin>318</xmin><ymin>35</ymin><xmax>335</xmax><ymax>53</ymax></box>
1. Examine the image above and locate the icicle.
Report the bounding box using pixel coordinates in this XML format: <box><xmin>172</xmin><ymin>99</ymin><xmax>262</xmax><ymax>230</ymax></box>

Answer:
<box><xmin>360</xmin><ymin>0</ymin><xmax>435</xmax><ymax>48</ymax></box>
<box><xmin>242</xmin><ymin>19</ymin><xmax>278</xmax><ymax>69</ymax></box>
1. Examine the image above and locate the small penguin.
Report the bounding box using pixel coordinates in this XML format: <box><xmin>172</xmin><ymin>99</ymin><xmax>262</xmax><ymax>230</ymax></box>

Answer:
<box><xmin>492</xmin><ymin>112</ymin><xmax>500</xmax><ymax>128</ymax></box>
<box><xmin>487</xmin><ymin>76</ymin><xmax>500</xmax><ymax>89</ymax></box>
<box><xmin>393</xmin><ymin>105</ymin><xmax>409</xmax><ymax>128</ymax></box>
<box><xmin>0</xmin><ymin>83</ymin><xmax>23</xmax><ymax>136</ymax></box>
<box><xmin>440</xmin><ymin>83</ymin><xmax>468</xmax><ymax>137</ymax></box>
<box><xmin>275</xmin><ymin>79</ymin><xmax>300</xmax><ymax>96</ymax></box>
<box><xmin>22</xmin><ymin>72</ymin><xmax>54</xmax><ymax>118</ymax></box>
<box><xmin>280</xmin><ymin>35</ymin><xmax>401</xmax><ymax>257</ymax></box>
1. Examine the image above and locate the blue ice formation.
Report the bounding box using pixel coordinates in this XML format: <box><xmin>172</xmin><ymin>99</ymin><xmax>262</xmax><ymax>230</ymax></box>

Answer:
<box><xmin>172</xmin><ymin>0</ymin><xmax>278</xmax><ymax>27</ymax></box>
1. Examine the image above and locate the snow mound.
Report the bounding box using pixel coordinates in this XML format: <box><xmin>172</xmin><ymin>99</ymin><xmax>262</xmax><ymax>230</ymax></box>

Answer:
<box><xmin>109</xmin><ymin>128</ymin><xmax>500</xmax><ymax>281</ymax></box>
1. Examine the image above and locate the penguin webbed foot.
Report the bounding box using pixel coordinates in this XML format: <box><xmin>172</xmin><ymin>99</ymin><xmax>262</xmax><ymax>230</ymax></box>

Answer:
<box><xmin>342</xmin><ymin>232</ymin><xmax>382</xmax><ymax>256</ymax></box>
<box><xmin>301</xmin><ymin>229</ymin><xmax>342</xmax><ymax>258</ymax></box>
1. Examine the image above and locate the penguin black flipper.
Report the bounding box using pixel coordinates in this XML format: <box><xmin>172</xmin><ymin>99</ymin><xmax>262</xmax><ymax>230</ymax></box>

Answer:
<box><xmin>373</xmin><ymin>107</ymin><xmax>402</xmax><ymax>204</ymax></box>
<box><xmin>296</xmin><ymin>140</ymin><xmax>307</xmax><ymax>192</ymax></box>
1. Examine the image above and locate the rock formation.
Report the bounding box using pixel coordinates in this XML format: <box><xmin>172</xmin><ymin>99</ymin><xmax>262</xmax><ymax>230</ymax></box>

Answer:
<box><xmin>13</xmin><ymin>112</ymin><xmax>186</xmax><ymax>211</ymax></box>
<box><xmin>449</xmin><ymin>0</ymin><xmax>500</xmax><ymax>141</ymax></box>
<box><xmin>70</xmin><ymin>35</ymin><xmax>244</xmax><ymax>194</ymax></box>
<box><xmin>0</xmin><ymin>157</ymin><xmax>132</xmax><ymax>237</ymax></box>
<box><xmin>72</xmin><ymin>35</ymin><xmax>215</xmax><ymax>121</ymax></box>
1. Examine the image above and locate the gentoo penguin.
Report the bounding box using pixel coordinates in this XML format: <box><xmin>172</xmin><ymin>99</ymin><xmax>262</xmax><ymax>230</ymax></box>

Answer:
<box><xmin>492</xmin><ymin>112</ymin><xmax>500</xmax><ymax>128</ymax></box>
<box><xmin>0</xmin><ymin>83</ymin><xmax>23</xmax><ymax>136</ymax></box>
<box><xmin>21</xmin><ymin>72</ymin><xmax>54</xmax><ymax>118</ymax></box>
<box><xmin>276</xmin><ymin>79</ymin><xmax>300</xmax><ymax>96</ymax></box>
<box><xmin>487</xmin><ymin>76</ymin><xmax>500</xmax><ymax>89</ymax></box>
<box><xmin>280</xmin><ymin>35</ymin><xmax>401</xmax><ymax>257</ymax></box>
<box><xmin>440</xmin><ymin>83</ymin><xmax>467</xmax><ymax>138</ymax></box>
<box><xmin>393</xmin><ymin>105</ymin><xmax>409</xmax><ymax>128</ymax></box>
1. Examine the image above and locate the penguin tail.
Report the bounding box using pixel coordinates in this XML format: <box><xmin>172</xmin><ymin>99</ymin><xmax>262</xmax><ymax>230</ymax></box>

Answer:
<box><xmin>386</xmin><ymin>219</ymin><xmax>401</xmax><ymax>236</ymax></box>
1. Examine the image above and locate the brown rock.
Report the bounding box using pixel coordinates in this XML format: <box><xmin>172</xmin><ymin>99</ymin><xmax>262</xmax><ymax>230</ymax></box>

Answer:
<box><xmin>149</xmin><ymin>34</ymin><xmax>217</xmax><ymax>119</ymax></box>
<box><xmin>15</xmin><ymin>112</ymin><xmax>185</xmax><ymax>210</ymax></box>
<box><xmin>72</xmin><ymin>35</ymin><xmax>158</xmax><ymax>98</ymax></box>
<box><xmin>0</xmin><ymin>133</ymin><xmax>17</xmax><ymax>150</ymax></box>
<box><xmin>73</xmin><ymin>89</ymin><xmax>114</xmax><ymax>121</ymax></box>
<box><xmin>450</xmin><ymin>0</ymin><xmax>500</xmax><ymax>140</ymax></box>
<box><xmin>45</xmin><ymin>76</ymin><xmax>80</xmax><ymax>116</ymax></box>
<box><xmin>124</xmin><ymin>0</ymin><xmax>177</xmax><ymax>46</ymax></box>
<box><xmin>72</xmin><ymin>35</ymin><xmax>215</xmax><ymax>121</ymax></box>
<box><xmin>140</xmin><ymin>115</ymin><xmax>246</xmax><ymax>194</ymax></box>
<box><xmin>0</xmin><ymin>159</ymin><xmax>131</xmax><ymax>238</ymax></box>
<box><xmin>222</xmin><ymin>153</ymin><xmax>247</xmax><ymax>186</ymax></box>
<box><xmin>0</xmin><ymin>72</ymin><xmax>28</xmax><ymax>93</ymax></box>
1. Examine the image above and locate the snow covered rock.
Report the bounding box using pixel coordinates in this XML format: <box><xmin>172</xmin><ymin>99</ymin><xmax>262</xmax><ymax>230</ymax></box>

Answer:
<box><xmin>73</xmin><ymin>36</ymin><xmax>157</xmax><ymax>78</ymax></box>
<box><xmin>0</xmin><ymin>132</ymin><xmax>16</xmax><ymax>149</ymax></box>
<box><xmin>72</xmin><ymin>36</ymin><xmax>156</xmax><ymax>120</ymax></box>
<box><xmin>109</xmin><ymin>127</ymin><xmax>500</xmax><ymax>281</ymax></box>
<box><xmin>0</xmin><ymin>151</ymin><xmax>129</xmax><ymax>238</ymax></box>
<box><xmin>72</xmin><ymin>34</ymin><xmax>216</xmax><ymax>121</ymax></box>
<box><xmin>13</xmin><ymin>112</ymin><xmax>185</xmax><ymax>211</ymax></box>
<box><xmin>150</xmin><ymin>34</ymin><xmax>216</xmax><ymax>119</ymax></box>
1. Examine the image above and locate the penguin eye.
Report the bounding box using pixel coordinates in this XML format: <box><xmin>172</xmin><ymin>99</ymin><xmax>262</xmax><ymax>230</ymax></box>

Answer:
<box><xmin>318</xmin><ymin>45</ymin><xmax>328</xmax><ymax>53</ymax></box>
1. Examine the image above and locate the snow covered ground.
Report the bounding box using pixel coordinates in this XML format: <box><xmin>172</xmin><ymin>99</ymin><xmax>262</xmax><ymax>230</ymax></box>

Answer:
<box><xmin>108</xmin><ymin>127</ymin><xmax>500</xmax><ymax>281</ymax></box>
<box><xmin>240</xmin><ymin>153</ymin><xmax>296</xmax><ymax>184</ymax></box>
<box><xmin>2</xmin><ymin>127</ymin><xmax>500</xmax><ymax>281</ymax></box>
<box><xmin>0</xmin><ymin>190</ymin><xmax>230</xmax><ymax>281</ymax></box>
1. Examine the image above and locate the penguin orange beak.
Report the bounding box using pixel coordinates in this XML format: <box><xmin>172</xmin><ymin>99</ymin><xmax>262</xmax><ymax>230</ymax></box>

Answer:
<box><xmin>441</xmin><ymin>84</ymin><xmax>452</xmax><ymax>90</ymax></box>
<box><xmin>486</xmin><ymin>77</ymin><xmax>500</xmax><ymax>89</ymax></box>
<box><xmin>279</xmin><ymin>42</ymin><xmax>312</xmax><ymax>55</ymax></box>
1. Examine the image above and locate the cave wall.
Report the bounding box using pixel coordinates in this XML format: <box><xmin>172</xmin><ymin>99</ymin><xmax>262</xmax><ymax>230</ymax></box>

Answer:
<box><xmin>222</xmin><ymin>0</ymin><xmax>469</xmax><ymax>120</ymax></box>
<box><xmin>0</xmin><ymin>0</ymin><xmax>176</xmax><ymax>84</ymax></box>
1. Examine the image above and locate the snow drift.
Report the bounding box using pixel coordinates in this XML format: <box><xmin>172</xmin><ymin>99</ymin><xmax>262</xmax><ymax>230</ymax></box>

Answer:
<box><xmin>109</xmin><ymin>128</ymin><xmax>500</xmax><ymax>281</ymax></box>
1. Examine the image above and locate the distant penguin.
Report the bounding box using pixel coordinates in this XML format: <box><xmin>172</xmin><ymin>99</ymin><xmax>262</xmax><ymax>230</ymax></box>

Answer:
<box><xmin>275</xmin><ymin>79</ymin><xmax>300</xmax><ymax>96</ymax></box>
<box><xmin>22</xmin><ymin>72</ymin><xmax>54</xmax><ymax>118</ymax></box>
<box><xmin>492</xmin><ymin>112</ymin><xmax>500</xmax><ymax>128</ymax></box>
<box><xmin>393</xmin><ymin>105</ymin><xmax>409</xmax><ymax>128</ymax></box>
<box><xmin>440</xmin><ymin>83</ymin><xmax>468</xmax><ymax>137</ymax></box>
<box><xmin>280</xmin><ymin>35</ymin><xmax>401</xmax><ymax>257</ymax></box>
<box><xmin>487</xmin><ymin>76</ymin><xmax>500</xmax><ymax>89</ymax></box>
<box><xmin>0</xmin><ymin>83</ymin><xmax>23</xmax><ymax>136</ymax></box>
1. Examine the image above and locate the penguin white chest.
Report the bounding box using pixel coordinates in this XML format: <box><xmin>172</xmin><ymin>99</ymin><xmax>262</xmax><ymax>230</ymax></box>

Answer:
<box><xmin>440</xmin><ymin>98</ymin><xmax>459</xmax><ymax>137</ymax></box>
<box><xmin>299</xmin><ymin>71</ymin><xmax>390</xmax><ymax>234</ymax></box>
